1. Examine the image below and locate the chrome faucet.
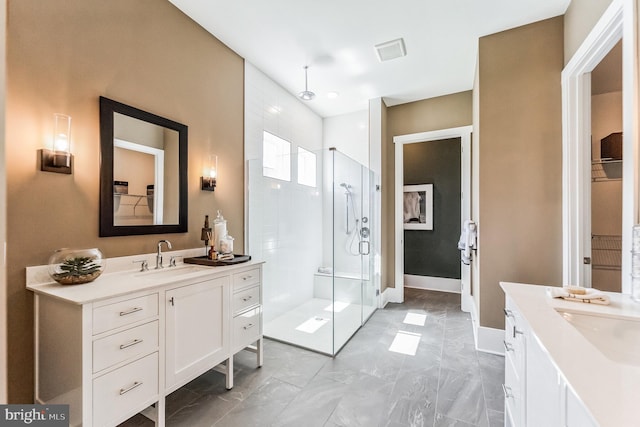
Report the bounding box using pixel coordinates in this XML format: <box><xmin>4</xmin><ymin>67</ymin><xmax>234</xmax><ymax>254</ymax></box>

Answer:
<box><xmin>156</xmin><ymin>239</ymin><xmax>172</xmax><ymax>269</ymax></box>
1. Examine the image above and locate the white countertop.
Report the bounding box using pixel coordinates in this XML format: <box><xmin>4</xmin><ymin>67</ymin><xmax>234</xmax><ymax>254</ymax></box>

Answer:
<box><xmin>27</xmin><ymin>249</ymin><xmax>264</xmax><ymax>305</ymax></box>
<box><xmin>501</xmin><ymin>282</ymin><xmax>640</xmax><ymax>427</ymax></box>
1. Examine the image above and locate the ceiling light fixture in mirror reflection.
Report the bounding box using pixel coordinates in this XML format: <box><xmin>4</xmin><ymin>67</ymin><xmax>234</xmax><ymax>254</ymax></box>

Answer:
<box><xmin>99</xmin><ymin>97</ymin><xmax>188</xmax><ymax>236</ymax></box>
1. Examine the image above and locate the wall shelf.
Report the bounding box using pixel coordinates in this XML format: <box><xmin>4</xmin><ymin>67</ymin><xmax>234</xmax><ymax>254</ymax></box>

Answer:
<box><xmin>114</xmin><ymin>193</ymin><xmax>153</xmax><ymax>217</ymax></box>
<box><xmin>591</xmin><ymin>159</ymin><xmax>622</xmax><ymax>182</ymax></box>
<box><xmin>591</xmin><ymin>234</ymin><xmax>621</xmax><ymax>270</ymax></box>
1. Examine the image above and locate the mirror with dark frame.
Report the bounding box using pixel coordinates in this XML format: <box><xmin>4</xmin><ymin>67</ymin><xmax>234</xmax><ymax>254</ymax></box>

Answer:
<box><xmin>99</xmin><ymin>97</ymin><xmax>188</xmax><ymax>236</ymax></box>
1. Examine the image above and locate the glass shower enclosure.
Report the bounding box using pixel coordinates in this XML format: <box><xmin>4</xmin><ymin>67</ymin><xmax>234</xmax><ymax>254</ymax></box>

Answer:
<box><xmin>247</xmin><ymin>147</ymin><xmax>376</xmax><ymax>355</ymax></box>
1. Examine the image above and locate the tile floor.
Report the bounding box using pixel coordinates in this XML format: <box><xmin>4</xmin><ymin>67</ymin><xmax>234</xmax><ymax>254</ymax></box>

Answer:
<box><xmin>264</xmin><ymin>297</ymin><xmax>377</xmax><ymax>354</ymax></box>
<box><xmin>120</xmin><ymin>288</ymin><xmax>505</xmax><ymax>427</ymax></box>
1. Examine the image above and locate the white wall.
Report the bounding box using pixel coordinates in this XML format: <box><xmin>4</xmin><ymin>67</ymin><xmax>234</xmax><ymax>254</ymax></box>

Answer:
<box><xmin>322</xmin><ymin>110</ymin><xmax>372</xmax><ymax>278</ymax></box>
<box><xmin>244</xmin><ymin>62</ymin><xmax>324</xmax><ymax>323</ymax></box>
<box><xmin>322</xmin><ymin>150</ymin><xmax>372</xmax><ymax>276</ymax></box>
<box><xmin>323</xmin><ymin>110</ymin><xmax>369</xmax><ymax>167</ymax></box>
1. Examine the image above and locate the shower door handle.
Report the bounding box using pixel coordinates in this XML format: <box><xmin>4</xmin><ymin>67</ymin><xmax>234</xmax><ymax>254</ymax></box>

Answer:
<box><xmin>359</xmin><ymin>241</ymin><xmax>370</xmax><ymax>256</ymax></box>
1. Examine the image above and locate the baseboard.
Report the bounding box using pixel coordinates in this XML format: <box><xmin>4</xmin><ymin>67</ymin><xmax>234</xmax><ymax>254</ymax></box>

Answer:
<box><xmin>404</xmin><ymin>275</ymin><xmax>461</xmax><ymax>293</ymax></box>
<box><xmin>468</xmin><ymin>296</ymin><xmax>504</xmax><ymax>356</ymax></box>
<box><xmin>476</xmin><ymin>326</ymin><xmax>504</xmax><ymax>355</ymax></box>
<box><xmin>381</xmin><ymin>286</ymin><xmax>402</xmax><ymax>307</ymax></box>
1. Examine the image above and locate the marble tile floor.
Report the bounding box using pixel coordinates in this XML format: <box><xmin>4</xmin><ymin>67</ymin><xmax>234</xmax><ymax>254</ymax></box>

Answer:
<box><xmin>120</xmin><ymin>288</ymin><xmax>505</xmax><ymax>427</ymax></box>
<box><xmin>264</xmin><ymin>297</ymin><xmax>377</xmax><ymax>354</ymax></box>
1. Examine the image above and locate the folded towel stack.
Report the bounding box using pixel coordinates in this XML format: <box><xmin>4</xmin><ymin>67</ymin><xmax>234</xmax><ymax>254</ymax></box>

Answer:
<box><xmin>547</xmin><ymin>286</ymin><xmax>610</xmax><ymax>305</ymax></box>
<box><xmin>218</xmin><ymin>253</ymin><xmax>234</xmax><ymax>261</ymax></box>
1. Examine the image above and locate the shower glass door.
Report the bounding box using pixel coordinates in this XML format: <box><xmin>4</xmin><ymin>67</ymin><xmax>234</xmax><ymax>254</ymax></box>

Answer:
<box><xmin>248</xmin><ymin>146</ymin><xmax>376</xmax><ymax>356</ymax></box>
<box><xmin>330</xmin><ymin>149</ymin><xmax>376</xmax><ymax>354</ymax></box>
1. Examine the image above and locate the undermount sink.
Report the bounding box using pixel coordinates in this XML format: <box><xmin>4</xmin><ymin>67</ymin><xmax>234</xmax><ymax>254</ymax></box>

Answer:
<box><xmin>556</xmin><ymin>310</ymin><xmax>640</xmax><ymax>367</ymax></box>
<box><xmin>135</xmin><ymin>265</ymin><xmax>209</xmax><ymax>279</ymax></box>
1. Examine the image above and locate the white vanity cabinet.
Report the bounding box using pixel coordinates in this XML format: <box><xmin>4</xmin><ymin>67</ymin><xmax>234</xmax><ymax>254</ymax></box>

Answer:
<box><xmin>165</xmin><ymin>276</ymin><xmax>230</xmax><ymax>392</ymax></box>
<box><xmin>502</xmin><ymin>288</ymin><xmax>599</xmax><ymax>427</ymax></box>
<box><xmin>28</xmin><ymin>260</ymin><xmax>263</xmax><ymax>427</ymax></box>
<box><xmin>503</xmin><ymin>296</ymin><xmax>526</xmax><ymax>427</ymax></box>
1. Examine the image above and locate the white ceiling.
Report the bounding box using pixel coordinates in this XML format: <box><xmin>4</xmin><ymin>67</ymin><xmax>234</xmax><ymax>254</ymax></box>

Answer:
<box><xmin>169</xmin><ymin>0</ymin><xmax>571</xmax><ymax>118</ymax></box>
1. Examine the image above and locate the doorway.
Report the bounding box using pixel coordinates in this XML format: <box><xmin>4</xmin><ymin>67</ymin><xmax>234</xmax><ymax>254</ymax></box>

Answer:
<box><xmin>590</xmin><ymin>40</ymin><xmax>623</xmax><ymax>292</ymax></box>
<box><xmin>562</xmin><ymin>0</ymin><xmax>636</xmax><ymax>293</ymax></box>
<box><xmin>394</xmin><ymin>126</ymin><xmax>472</xmax><ymax>311</ymax></box>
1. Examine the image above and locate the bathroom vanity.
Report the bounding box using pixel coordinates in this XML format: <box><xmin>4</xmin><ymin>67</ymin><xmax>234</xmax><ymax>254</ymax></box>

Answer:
<box><xmin>27</xmin><ymin>256</ymin><xmax>263</xmax><ymax>427</ymax></box>
<box><xmin>501</xmin><ymin>282</ymin><xmax>640</xmax><ymax>427</ymax></box>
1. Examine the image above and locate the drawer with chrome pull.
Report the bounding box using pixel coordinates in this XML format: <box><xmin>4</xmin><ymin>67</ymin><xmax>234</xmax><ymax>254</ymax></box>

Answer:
<box><xmin>232</xmin><ymin>285</ymin><xmax>260</xmax><ymax>315</ymax></box>
<box><xmin>232</xmin><ymin>268</ymin><xmax>260</xmax><ymax>291</ymax></box>
<box><xmin>92</xmin><ymin>321</ymin><xmax>158</xmax><ymax>373</ymax></box>
<box><xmin>233</xmin><ymin>307</ymin><xmax>261</xmax><ymax>350</ymax></box>
<box><xmin>93</xmin><ymin>352</ymin><xmax>158</xmax><ymax>427</ymax></box>
<box><xmin>93</xmin><ymin>293</ymin><xmax>158</xmax><ymax>335</ymax></box>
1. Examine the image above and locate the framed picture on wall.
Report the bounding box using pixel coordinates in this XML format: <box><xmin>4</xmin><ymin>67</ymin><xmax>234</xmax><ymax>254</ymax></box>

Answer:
<box><xmin>403</xmin><ymin>184</ymin><xmax>433</xmax><ymax>230</ymax></box>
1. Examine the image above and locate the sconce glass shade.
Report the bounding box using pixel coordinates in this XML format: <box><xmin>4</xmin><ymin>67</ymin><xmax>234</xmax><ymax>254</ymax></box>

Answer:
<box><xmin>201</xmin><ymin>154</ymin><xmax>218</xmax><ymax>191</ymax></box>
<box><xmin>40</xmin><ymin>113</ymin><xmax>72</xmax><ymax>174</ymax></box>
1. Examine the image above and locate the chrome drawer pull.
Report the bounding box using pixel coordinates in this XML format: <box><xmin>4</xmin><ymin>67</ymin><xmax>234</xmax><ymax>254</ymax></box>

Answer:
<box><xmin>503</xmin><ymin>308</ymin><xmax>514</xmax><ymax>318</ymax></box>
<box><xmin>242</xmin><ymin>296</ymin><xmax>253</xmax><ymax>302</ymax></box>
<box><xmin>119</xmin><ymin>381</ymin><xmax>143</xmax><ymax>395</ymax></box>
<box><xmin>502</xmin><ymin>384</ymin><xmax>514</xmax><ymax>399</ymax></box>
<box><xmin>119</xmin><ymin>338</ymin><xmax>143</xmax><ymax>350</ymax></box>
<box><xmin>503</xmin><ymin>340</ymin><xmax>514</xmax><ymax>352</ymax></box>
<box><xmin>119</xmin><ymin>307</ymin><xmax>143</xmax><ymax>317</ymax></box>
<box><xmin>242</xmin><ymin>275</ymin><xmax>253</xmax><ymax>281</ymax></box>
<box><xmin>243</xmin><ymin>323</ymin><xmax>255</xmax><ymax>330</ymax></box>
<box><xmin>513</xmin><ymin>327</ymin><xmax>524</xmax><ymax>337</ymax></box>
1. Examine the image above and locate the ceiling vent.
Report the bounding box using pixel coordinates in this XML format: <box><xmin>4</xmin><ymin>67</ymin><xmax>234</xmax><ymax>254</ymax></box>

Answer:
<box><xmin>375</xmin><ymin>38</ymin><xmax>407</xmax><ymax>62</ymax></box>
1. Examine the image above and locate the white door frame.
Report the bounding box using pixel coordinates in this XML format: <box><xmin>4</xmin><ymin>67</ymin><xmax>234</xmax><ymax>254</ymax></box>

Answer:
<box><xmin>393</xmin><ymin>126</ymin><xmax>473</xmax><ymax>311</ymax></box>
<box><xmin>562</xmin><ymin>0</ymin><xmax>637</xmax><ymax>293</ymax></box>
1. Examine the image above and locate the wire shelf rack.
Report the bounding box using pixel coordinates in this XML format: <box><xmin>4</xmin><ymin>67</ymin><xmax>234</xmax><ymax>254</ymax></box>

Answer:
<box><xmin>591</xmin><ymin>234</ymin><xmax>622</xmax><ymax>270</ymax></box>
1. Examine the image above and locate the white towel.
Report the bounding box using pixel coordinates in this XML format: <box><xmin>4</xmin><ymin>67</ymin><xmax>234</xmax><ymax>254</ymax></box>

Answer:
<box><xmin>457</xmin><ymin>220</ymin><xmax>477</xmax><ymax>265</ymax></box>
<box><xmin>547</xmin><ymin>286</ymin><xmax>611</xmax><ymax>305</ymax></box>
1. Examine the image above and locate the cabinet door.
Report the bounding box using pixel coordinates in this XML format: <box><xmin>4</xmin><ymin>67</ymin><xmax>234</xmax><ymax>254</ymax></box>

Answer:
<box><xmin>526</xmin><ymin>334</ymin><xmax>562</xmax><ymax>427</ymax></box>
<box><xmin>165</xmin><ymin>276</ymin><xmax>230</xmax><ymax>391</ymax></box>
<box><xmin>565</xmin><ymin>385</ymin><xmax>598</xmax><ymax>427</ymax></box>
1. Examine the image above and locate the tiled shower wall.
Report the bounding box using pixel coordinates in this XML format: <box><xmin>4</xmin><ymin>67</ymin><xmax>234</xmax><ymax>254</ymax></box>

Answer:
<box><xmin>245</xmin><ymin>62</ymin><xmax>324</xmax><ymax>323</ymax></box>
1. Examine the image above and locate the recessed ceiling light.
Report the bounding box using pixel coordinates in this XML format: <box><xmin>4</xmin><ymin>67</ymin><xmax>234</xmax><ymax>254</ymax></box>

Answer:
<box><xmin>375</xmin><ymin>38</ymin><xmax>407</xmax><ymax>62</ymax></box>
<box><xmin>327</xmin><ymin>91</ymin><xmax>339</xmax><ymax>99</ymax></box>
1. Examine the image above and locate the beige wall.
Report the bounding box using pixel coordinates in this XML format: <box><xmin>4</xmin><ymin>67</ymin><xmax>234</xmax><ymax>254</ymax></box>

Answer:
<box><xmin>477</xmin><ymin>17</ymin><xmax>564</xmax><ymax>329</ymax></box>
<box><xmin>0</xmin><ymin>0</ymin><xmax>7</xmax><ymax>404</ymax></box>
<box><xmin>383</xmin><ymin>92</ymin><xmax>473</xmax><ymax>289</ymax></box>
<box><xmin>379</xmin><ymin>99</ymin><xmax>389</xmax><ymax>291</ymax></box>
<box><xmin>6</xmin><ymin>0</ymin><xmax>244</xmax><ymax>402</ymax></box>
<box><xmin>564</xmin><ymin>0</ymin><xmax>615</xmax><ymax>65</ymax></box>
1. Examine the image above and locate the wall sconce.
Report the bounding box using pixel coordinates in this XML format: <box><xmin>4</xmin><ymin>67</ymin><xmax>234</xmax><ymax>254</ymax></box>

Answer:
<box><xmin>40</xmin><ymin>113</ymin><xmax>72</xmax><ymax>174</ymax></box>
<box><xmin>201</xmin><ymin>155</ymin><xmax>218</xmax><ymax>191</ymax></box>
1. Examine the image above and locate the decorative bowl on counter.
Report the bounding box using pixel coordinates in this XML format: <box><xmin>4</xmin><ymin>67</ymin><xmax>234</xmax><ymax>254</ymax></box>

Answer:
<box><xmin>48</xmin><ymin>248</ymin><xmax>105</xmax><ymax>285</ymax></box>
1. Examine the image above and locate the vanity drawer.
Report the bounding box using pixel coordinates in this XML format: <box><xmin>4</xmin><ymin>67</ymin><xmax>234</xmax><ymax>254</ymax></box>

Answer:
<box><xmin>232</xmin><ymin>268</ymin><xmax>260</xmax><ymax>291</ymax></box>
<box><xmin>93</xmin><ymin>294</ymin><xmax>158</xmax><ymax>335</ymax></box>
<box><xmin>504</xmin><ymin>352</ymin><xmax>523</xmax><ymax>427</ymax></box>
<box><xmin>93</xmin><ymin>321</ymin><xmax>158</xmax><ymax>373</ymax></box>
<box><xmin>232</xmin><ymin>285</ymin><xmax>260</xmax><ymax>315</ymax></box>
<box><xmin>93</xmin><ymin>352</ymin><xmax>158</xmax><ymax>427</ymax></box>
<box><xmin>233</xmin><ymin>307</ymin><xmax>261</xmax><ymax>349</ymax></box>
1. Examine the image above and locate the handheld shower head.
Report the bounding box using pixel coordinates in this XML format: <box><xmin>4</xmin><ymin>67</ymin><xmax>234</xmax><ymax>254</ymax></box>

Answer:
<box><xmin>340</xmin><ymin>183</ymin><xmax>352</xmax><ymax>195</ymax></box>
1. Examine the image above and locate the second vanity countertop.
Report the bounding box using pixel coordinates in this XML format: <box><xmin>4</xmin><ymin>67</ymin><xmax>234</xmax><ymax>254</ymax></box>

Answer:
<box><xmin>27</xmin><ymin>248</ymin><xmax>264</xmax><ymax>305</ymax></box>
<box><xmin>501</xmin><ymin>282</ymin><xmax>640</xmax><ymax>427</ymax></box>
